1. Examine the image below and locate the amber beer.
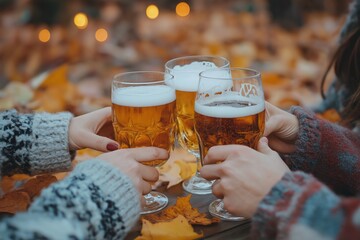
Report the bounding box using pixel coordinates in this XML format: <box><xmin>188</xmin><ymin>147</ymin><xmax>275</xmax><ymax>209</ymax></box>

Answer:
<box><xmin>112</xmin><ymin>85</ymin><xmax>176</xmax><ymax>167</ymax></box>
<box><xmin>194</xmin><ymin>95</ymin><xmax>265</xmax><ymax>162</ymax></box>
<box><xmin>175</xmin><ymin>89</ymin><xmax>198</xmax><ymax>153</ymax></box>
<box><xmin>168</xmin><ymin>61</ymin><xmax>221</xmax><ymax>155</ymax></box>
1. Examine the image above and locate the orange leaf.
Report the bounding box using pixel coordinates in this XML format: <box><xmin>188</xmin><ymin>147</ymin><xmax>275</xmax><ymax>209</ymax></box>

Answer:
<box><xmin>144</xmin><ymin>195</ymin><xmax>219</xmax><ymax>225</ymax></box>
<box><xmin>0</xmin><ymin>191</ymin><xmax>30</xmax><ymax>214</ymax></box>
<box><xmin>136</xmin><ymin>215</ymin><xmax>203</xmax><ymax>240</ymax></box>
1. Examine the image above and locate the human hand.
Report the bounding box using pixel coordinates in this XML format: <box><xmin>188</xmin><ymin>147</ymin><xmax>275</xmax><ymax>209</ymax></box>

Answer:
<box><xmin>98</xmin><ymin>147</ymin><xmax>168</xmax><ymax>198</ymax></box>
<box><xmin>264</xmin><ymin>102</ymin><xmax>299</xmax><ymax>153</ymax></box>
<box><xmin>69</xmin><ymin>107</ymin><xmax>119</xmax><ymax>152</ymax></box>
<box><xmin>200</xmin><ymin>138</ymin><xmax>289</xmax><ymax>218</ymax></box>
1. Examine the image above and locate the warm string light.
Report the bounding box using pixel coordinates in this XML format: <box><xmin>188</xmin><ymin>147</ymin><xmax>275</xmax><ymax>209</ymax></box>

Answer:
<box><xmin>146</xmin><ymin>4</ymin><xmax>159</xmax><ymax>19</ymax></box>
<box><xmin>95</xmin><ymin>28</ymin><xmax>108</xmax><ymax>42</ymax></box>
<box><xmin>38</xmin><ymin>28</ymin><xmax>51</xmax><ymax>42</ymax></box>
<box><xmin>74</xmin><ymin>13</ymin><xmax>88</xmax><ymax>29</ymax></box>
<box><xmin>176</xmin><ymin>2</ymin><xmax>190</xmax><ymax>17</ymax></box>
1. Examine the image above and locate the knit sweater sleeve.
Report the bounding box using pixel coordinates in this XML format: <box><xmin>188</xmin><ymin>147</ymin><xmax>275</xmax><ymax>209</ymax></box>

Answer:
<box><xmin>252</xmin><ymin>171</ymin><xmax>360</xmax><ymax>240</ymax></box>
<box><xmin>280</xmin><ymin>106</ymin><xmax>360</xmax><ymax>196</ymax></box>
<box><xmin>0</xmin><ymin>159</ymin><xmax>141</xmax><ymax>240</ymax></box>
<box><xmin>0</xmin><ymin>110</ymin><xmax>74</xmax><ymax>176</ymax></box>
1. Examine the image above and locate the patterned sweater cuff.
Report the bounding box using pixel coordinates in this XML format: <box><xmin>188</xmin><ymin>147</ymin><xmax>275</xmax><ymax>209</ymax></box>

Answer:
<box><xmin>73</xmin><ymin>159</ymin><xmax>141</xmax><ymax>232</ymax></box>
<box><xmin>252</xmin><ymin>171</ymin><xmax>313</xmax><ymax>239</ymax></box>
<box><xmin>281</xmin><ymin>107</ymin><xmax>321</xmax><ymax>172</ymax></box>
<box><xmin>29</xmin><ymin>112</ymin><xmax>74</xmax><ymax>175</ymax></box>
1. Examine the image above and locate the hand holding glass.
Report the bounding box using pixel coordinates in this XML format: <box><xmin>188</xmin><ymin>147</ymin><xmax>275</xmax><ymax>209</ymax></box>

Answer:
<box><xmin>112</xmin><ymin>71</ymin><xmax>176</xmax><ymax>214</ymax></box>
<box><xmin>165</xmin><ymin>55</ymin><xmax>230</xmax><ymax>195</ymax></box>
<box><xmin>195</xmin><ymin>68</ymin><xmax>265</xmax><ymax>220</ymax></box>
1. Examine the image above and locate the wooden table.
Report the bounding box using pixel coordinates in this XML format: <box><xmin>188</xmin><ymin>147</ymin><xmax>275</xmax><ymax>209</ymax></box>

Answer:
<box><xmin>125</xmin><ymin>183</ymin><xmax>251</xmax><ymax>239</ymax></box>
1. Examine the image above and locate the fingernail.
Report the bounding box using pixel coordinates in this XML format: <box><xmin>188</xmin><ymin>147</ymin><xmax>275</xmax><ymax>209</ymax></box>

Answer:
<box><xmin>106</xmin><ymin>143</ymin><xmax>119</xmax><ymax>151</ymax></box>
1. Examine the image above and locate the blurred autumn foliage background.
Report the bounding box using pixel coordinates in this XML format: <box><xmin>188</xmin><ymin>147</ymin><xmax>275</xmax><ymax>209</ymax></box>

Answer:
<box><xmin>0</xmin><ymin>0</ymin><xmax>352</xmax><ymax>116</ymax></box>
<box><xmin>0</xmin><ymin>1</ymin><xmax>350</xmax><ymax>232</ymax></box>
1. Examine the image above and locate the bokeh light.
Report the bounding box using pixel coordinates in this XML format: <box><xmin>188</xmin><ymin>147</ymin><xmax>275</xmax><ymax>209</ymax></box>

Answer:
<box><xmin>74</xmin><ymin>13</ymin><xmax>88</xmax><ymax>29</ymax></box>
<box><xmin>146</xmin><ymin>5</ymin><xmax>159</xmax><ymax>20</ymax></box>
<box><xmin>38</xmin><ymin>28</ymin><xmax>51</xmax><ymax>43</ymax></box>
<box><xmin>176</xmin><ymin>2</ymin><xmax>190</xmax><ymax>17</ymax></box>
<box><xmin>95</xmin><ymin>28</ymin><xmax>108</xmax><ymax>42</ymax></box>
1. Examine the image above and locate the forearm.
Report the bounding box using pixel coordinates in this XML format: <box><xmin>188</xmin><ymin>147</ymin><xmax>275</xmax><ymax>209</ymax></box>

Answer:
<box><xmin>281</xmin><ymin>107</ymin><xmax>360</xmax><ymax>195</ymax></box>
<box><xmin>252</xmin><ymin>171</ymin><xmax>360</xmax><ymax>239</ymax></box>
<box><xmin>0</xmin><ymin>159</ymin><xmax>140</xmax><ymax>239</ymax></box>
<box><xmin>0</xmin><ymin>110</ymin><xmax>74</xmax><ymax>176</ymax></box>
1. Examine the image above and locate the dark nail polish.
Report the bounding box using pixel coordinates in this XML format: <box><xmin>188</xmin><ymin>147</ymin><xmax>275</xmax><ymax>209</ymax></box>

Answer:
<box><xmin>106</xmin><ymin>143</ymin><xmax>119</xmax><ymax>151</ymax></box>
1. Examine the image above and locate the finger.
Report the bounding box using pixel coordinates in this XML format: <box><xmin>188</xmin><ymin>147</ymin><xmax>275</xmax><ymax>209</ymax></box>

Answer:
<box><xmin>267</xmin><ymin>136</ymin><xmax>296</xmax><ymax>154</ymax></box>
<box><xmin>199</xmin><ymin>165</ymin><xmax>221</xmax><ymax>180</ymax></box>
<box><xmin>139</xmin><ymin>165</ymin><xmax>159</xmax><ymax>182</ymax></box>
<box><xmin>257</xmin><ymin>137</ymin><xmax>274</xmax><ymax>155</ymax></box>
<box><xmin>124</xmin><ymin>147</ymin><xmax>169</xmax><ymax>162</ymax></box>
<box><xmin>81</xmin><ymin>132</ymin><xmax>119</xmax><ymax>152</ymax></box>
<box><xmin>203</xmin><ymin>145</ymin><xmax>249</xmax><ymax>165</ymax></box>
<box><xmin>141</xmin><ymin>181</ymin><xmax>152</xmax><ymax>195</ymax></box>
<box><xmin>264</xmin><ymin>116</ymin><xmax>282</xmax><ymax>137</ymax></box>
<box><xmin>89</xmin><ymin>107</ymin><xmax>112</xmax><ymax>120</ymax></box>
<box><xmin>212</xmin><ymin>180</ymin><xmax>224</xmax><ymax>199</ymax></box>
<box><xmin>140</xmin><ymin>196</ymin><xmax>146</xmax><ymax>207</ymax></box>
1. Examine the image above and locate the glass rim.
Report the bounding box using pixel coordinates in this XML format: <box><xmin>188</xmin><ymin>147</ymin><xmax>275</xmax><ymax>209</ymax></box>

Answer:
<box><xmin>164</xmin><ymin>55</ymin><xmax>230</xmax><ymax>72</ymax></box>
<box><xmin>112</xmin><ymin>71</ymin><xmax>174</xmax><ymax>85</ymax></box>
<box><xmin>199</xmin><ymin>67</ymin><xmax>261</xmax><ymax>80</ymax></box>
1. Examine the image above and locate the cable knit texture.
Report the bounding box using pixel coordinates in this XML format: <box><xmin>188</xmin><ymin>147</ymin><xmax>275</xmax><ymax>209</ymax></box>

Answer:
<box><xmin>0</xmin><ymin>159</ymin><xmax>141</xmax><ymax>239</ymax></box>
<box><xmin>251</xmin><ymin>106</ymin><xmax>360</xmax><ymax>239</ymax></box>
<box><xmin>0</xmin><ymin>110</ymin><xmax>141</xmax><ymax>239</ymax></box>
<box><xmin>0</xmin><ymin>109</ymin><xmax>74</xmax><ymax>176</ymax></box>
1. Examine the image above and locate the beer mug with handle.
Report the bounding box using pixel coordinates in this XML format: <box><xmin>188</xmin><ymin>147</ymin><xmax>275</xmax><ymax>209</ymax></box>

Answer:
<box><xmin>112</xmin><ymin>71</ymin><xmax>176</xmax><ymax>214</ymax></box>
<box><xmin>195</xmin><ymin>68</ymin><xmax>265</xmax><ymax>221</ymax></box>
<box><xmin>165</xmin><ymin>55</ymin><xmax>230</xmax><ymax>195</ymax></box>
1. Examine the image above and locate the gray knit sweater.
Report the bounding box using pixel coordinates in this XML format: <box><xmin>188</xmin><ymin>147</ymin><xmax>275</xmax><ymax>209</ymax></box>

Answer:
<box><xmin>0</xmin><ymin>110</ymin><xmax>140</xmax><ymax>239</ymax></box>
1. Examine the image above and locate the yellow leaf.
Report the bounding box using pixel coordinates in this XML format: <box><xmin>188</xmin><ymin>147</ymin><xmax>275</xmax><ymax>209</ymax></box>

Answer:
<box><xmin>37</xmin><ymin>64</ymin><xmax>69</xmax><ymax>88</ymax></box>
<box><xmin>158</xmin><ymin>162</ymin><xmax>183</xmax><ymax>189</ymax></box>
<box><xmin>144</xmin><ymin>195</ymin><xmax>220</xmax><ymax>226</ymax></box>
<box><xmin>136</xmin><ymin>215</ymin><xmax>203</xmax><ymax>240</ymax></box>
<box><xmin>175</xmin><ymin>160</ymin><xmax>197</xmax><ymax>180</ymax></box>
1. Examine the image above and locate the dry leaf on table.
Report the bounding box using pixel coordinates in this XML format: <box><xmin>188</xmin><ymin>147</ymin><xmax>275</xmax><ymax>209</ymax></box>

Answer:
<box><xmin>0</xmin><ymin>177</ymin><xmax>15</xmax><ymax>195</ymax></box>
<box><xmin>21</xmin><ymin>175</ymin><xmax>57</xmax><ymax>199</ymax></box>
<box><xmin>0</xmin><ymin>191</ymin><xmax>30</xmax><ymax>214</ymax></box>
<box><xmin>144</xmin><ymin>195</ymin><xmax>219</xmax><ymax>225</ymax></box>
<box><xmin>136</xmin><ymin>215</ymin><xmax>203</xmax><ymax>240</ymax></box>
<box><xmin>156</xmin><ymin>148</ymin><xmax>197</xmax><ymax>189</ymax></box>
<box><xmin>175</xmin><ymin>160</ymin><xmax>197</xmax><ymax>180</ymax></box>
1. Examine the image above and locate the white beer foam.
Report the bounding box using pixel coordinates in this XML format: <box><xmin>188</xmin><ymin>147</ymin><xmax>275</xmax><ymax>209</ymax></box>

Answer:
<box><xmin>112</xmin><ymin>85</ymin><xmax>175</xmax><ymax>107</ymax></box>
<box><xmin>198</xmin><ymin>69</ymin><xmax>233</xmax><ymax>93</ymax></box>
<box><xmin>169</xmin><ymin>61</ymin><xmax>218</xmax><ymax>92</ymax></box>
<box><xmin>195</xmin><ymin>94</ymin><xmax>265</xmax><ymax>118</ymax></box>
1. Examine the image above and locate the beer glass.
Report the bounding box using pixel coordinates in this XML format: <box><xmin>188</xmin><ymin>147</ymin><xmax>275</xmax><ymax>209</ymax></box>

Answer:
<box><xmin>165</xmin><ymin>56</ymin><xmax>230</xmax><ymax>195</ymax></box>
<box><xmin>112</xmin><ymin>71</ymin><xmax>176</xmax><ymax>214</ymax></box>
<box><xmin>195</xmin><ymin>68</ymin><xmax>265</xmax><ymax>221</ymax></box>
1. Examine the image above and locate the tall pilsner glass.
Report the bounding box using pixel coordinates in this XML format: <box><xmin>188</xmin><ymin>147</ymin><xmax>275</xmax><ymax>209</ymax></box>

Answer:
<box><xmin>195</xmin><ymin>68</ymin><xmax>265</xmax><ymax>220</ymax></box>
<box><xmin>165</xmin><ymin>56</ymin><xmax>230</xmax><ymax>195</ymax></box>
<box><xmin>112</xmin><ymin>71</ymin><xmax>176</xmax><ymax>214</ymax></box>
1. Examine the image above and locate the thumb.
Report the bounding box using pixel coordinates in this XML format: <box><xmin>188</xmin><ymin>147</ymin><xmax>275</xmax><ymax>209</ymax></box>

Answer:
<box><xmin>264</xmin><ymin>117</ymin><xmax>279</xmax><ymax>137</ymax></box>
<box><xmin>80</xmin><ymin>132</ymin><xmax>119</xmax><ymax>152</ymax></box>
<box><xmin>257</xmin><ymin>137</ymin><xmax>274</xmax><ymax>155</ymax></box>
